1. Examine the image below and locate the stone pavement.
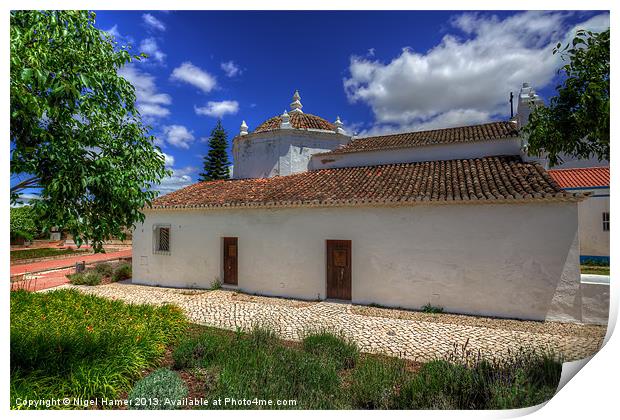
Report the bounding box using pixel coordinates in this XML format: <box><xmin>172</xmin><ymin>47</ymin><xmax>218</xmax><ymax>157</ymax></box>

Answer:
<box><xmin>57</xmin><ymin>282</ymin><xmax>607</xmax><ymax>363</ymax></box>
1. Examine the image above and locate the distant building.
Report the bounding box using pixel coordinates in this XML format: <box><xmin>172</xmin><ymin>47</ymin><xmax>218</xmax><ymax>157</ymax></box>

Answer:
<box><xmin>548</xmin><ymin>167</ymin><xmax>610</xmax><ymax>264</ymax></box>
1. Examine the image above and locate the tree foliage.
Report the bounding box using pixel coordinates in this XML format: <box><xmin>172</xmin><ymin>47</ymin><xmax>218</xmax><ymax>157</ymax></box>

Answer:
<box><xmin>524</xmin><ymin>28</ymin><xmax>609</xmax><ymax>166</ymax></box>
<box><xmin>199</xmin><ymin>120</ymin><xmax>231</xmax><ymax>181</ymax></box>
<box><xmin>10</xmin><ymin>206</ymin><xmax>40</xmax><ymax>242</ymax></box>
<box><xmin>10</xmin><ymin>11</ymin><xmax>170</xmax><ymax>251</ymax></box>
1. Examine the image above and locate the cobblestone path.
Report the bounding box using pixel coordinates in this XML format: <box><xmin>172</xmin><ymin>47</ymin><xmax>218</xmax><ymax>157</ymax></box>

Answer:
<box><xmin>57</xmin><ymin>282</ymin><xmax>607</xmax><ymax>362</ymax></box>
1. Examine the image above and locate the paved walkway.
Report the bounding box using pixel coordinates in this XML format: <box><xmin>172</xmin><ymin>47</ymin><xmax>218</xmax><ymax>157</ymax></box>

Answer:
<box><xmin>55</xmin><ymin>282</ymin><xmax>607</xmax><ymax>363</ymax></box>
<box><xmin>10</xmin><ymin>249</ymin><xmax>132</xmax><ymax>277</ymax></box>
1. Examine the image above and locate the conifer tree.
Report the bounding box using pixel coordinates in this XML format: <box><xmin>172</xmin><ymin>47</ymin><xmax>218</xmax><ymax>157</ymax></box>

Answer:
<box><xmin>199</xmin><ymin>120</ymin><xmax>231</xmax><ymax>181</ymax></box>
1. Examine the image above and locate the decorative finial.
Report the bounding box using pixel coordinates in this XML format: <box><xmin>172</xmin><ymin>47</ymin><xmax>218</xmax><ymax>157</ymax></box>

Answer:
<box><xmin>239</xmin><ymin>120</ymin><xmax>248</xmax><ymax>136</ymax></box>
<box><xmin>290</xmin><ymin>90</ymin><xmax>303</xmax><ymax>114</ymax></box>
<box><xmin>280</xmin><ymin>110</ymin><xmax>291</xmax><ymax>129</ymax></box>
<box><xmin>334</xmin><ymin>116</ymin><xmax>346</xmax><ymax>134</ymax></box>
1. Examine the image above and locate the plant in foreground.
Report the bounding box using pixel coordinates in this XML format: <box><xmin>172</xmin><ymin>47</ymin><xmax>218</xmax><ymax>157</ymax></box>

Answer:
<box><xmin>94</xmin><ymin>263</ymin><xmax>114</xmax><ymax>277</ymax></box>
<box><xmin>128</xmin><ymin>368</ymin><xmax>188</xmax><ymax>410</ymax></box>
<box><xmin>302</xmin><ymin>331</ymin><xmax>359</xmax><ymax>370</ymax></box>
<box><xmin>422</xmin><ymin>303</ymin><xmax>444</xmax><ymax>313</ymax></box>
<box><xmin>10</xmin><ymin>289</ymin><xmax>187</xmax><ymax>407</ymax></box>
<box><xmin>348</xmin><ymin>356</ymin><xmax>406</xmax><ymax>409</ymax></box>
<box><xmin>68</xmin><ymin>271</ymin><xmax>102</xmax><ymax>286</ymax></box>
<box><xmin>112</xmin><ymin>262</ymin><xmax>132</xmax><ymax>282</ymax></box>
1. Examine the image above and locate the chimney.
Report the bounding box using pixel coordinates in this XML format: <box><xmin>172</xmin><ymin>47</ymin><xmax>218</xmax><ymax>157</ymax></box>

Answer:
<box><xmin>516</xmin><ymin>82</ymin><xmax>543</xmax><ymax>129</ymax></box>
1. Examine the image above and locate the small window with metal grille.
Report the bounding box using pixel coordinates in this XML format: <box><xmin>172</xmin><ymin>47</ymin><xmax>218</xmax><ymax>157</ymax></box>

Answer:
<box><xmin>603</xmin><ymin>212</ymin><xmax>610</xmax><ymax>232</ymax></box>
<box><xmin>154</xmin><ymin>225</ymin><xmax>171</xmax><ymax>254</ymax></box>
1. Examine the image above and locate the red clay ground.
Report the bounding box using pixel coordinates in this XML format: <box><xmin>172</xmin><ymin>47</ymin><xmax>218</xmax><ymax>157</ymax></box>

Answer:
<box><xmin>11</xmin><ymin>268</ymin><xmax>77</xmax><ymax>292</ymax></box>
<box><xmin>10</xmin><ymin>249</ymin><xmax>132</xmax><ymax>292</ymax></box>
<box><xmin>10</xmin><ymin>249</ymin><xmax>132</xmax><ymax>277</ymax></box>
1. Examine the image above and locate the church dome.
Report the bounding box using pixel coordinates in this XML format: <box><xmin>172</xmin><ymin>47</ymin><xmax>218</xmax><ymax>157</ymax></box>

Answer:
<box><xmin>254</xmin><ymin>112</ymin><xmax>335</xmax><ymax>133</ymax></box>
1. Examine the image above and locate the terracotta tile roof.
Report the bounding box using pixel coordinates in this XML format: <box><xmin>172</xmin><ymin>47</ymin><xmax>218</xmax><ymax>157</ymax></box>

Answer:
<box><xmin>548</xmin><ymin>167</ymin><xmax>609</xmax><ymax>189</ymax></box>
<box><xmin>254</xmin><ymin>113</ymin><xmax>336</xmax><ymax>133</ymax></box>
<box><xmin>318</xmin><ymin>121</ymin><xmax>519</xmax><ymax>155</ymax></box>
<box><xmin>151</xmin><ymin>156</ymin><xmax>585</xmax><ymax>210</ymax></box>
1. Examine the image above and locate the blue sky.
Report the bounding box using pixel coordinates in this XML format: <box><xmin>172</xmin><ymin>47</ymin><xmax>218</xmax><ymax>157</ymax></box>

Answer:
<box><xmin>94</xmin><ymin>10</ymin><xmax>609</xmax><ymax>193</ymax></box>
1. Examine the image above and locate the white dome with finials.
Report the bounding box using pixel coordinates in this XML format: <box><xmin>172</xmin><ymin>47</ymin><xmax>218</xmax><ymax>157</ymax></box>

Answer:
<box><xmin>249</xmin><ymin>90</ymin><xmax>339</xmax><ymax>134</ymax></box>
<box><xmin>232</xmin><ymin>90</ymin><xmax>352</xmax><ymax>179</ymax></box>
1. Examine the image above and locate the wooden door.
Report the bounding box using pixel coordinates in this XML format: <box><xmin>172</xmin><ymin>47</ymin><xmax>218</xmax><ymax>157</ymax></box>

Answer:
<box><xmin>326</xmin><ymin>240</ymin><xmax>351</xmax><ymax>300</ymax></box>
<box><xmin>223</xmin><ymin>237</ymin><xmax>238</xmax><ymax>285</ymax></box>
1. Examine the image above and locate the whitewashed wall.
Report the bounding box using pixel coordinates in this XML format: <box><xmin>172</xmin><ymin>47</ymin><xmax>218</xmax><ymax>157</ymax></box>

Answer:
<box><xmin>574</xmin><ymin>188</ymin><xmax>610</xmax><ymax>258</ymax></box>
<box><xmin>133</xmin><ymin>202</ymin><xmax>582</xmax><ymax>322</ymax></box>
<box><xmin>310</xmin><ymin>138</ymin><xmax>523</xmax><ymax>170</ymax></box>
<box><xmin>232</xmin><ymin>130</ymin><xmax>350</xmax><ymax>178</ymax></box>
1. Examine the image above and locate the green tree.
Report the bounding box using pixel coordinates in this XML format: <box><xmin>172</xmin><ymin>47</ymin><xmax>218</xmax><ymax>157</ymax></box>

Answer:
<box><xmin>10</xmin><ymin>11</ymin><xmax>170</xmax><ymax>252</ymax></box>
<box><xmin>524</xmin><ymin>28</ymin><xmax>609</xmax><ymax>166</ymax></box>
<box><xmin>10</xmin><ymin>206</ymin><xmax>40</xmax><ymax>242</ymax></box>
<box><xmin>199</xmin><ymin>120</ymin><xmax>231</xmax><ymax>181</ymax></box>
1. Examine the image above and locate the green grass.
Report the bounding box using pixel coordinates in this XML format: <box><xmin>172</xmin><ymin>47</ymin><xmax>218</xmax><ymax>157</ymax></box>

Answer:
<box><xmin>10</xmin><ymin>289</ymin><xmax>187</xmax><ymax>409</ymax></box>
<box><xmin>10</xmin><ymin>289</ymin><xmax>563</xmax><ymax>410</ymax></box>
<box><xmin>302</xmin><ymin>331</ymin><xmax>359</xmax><ymax>370</ymax></box>
<box><xmin>348</xmin><ymin>356</ymin><xmax>406</xmax><ymax>409</ymax></box>
<box><xmin>397</xmin><ymin>348</ymin><xmax>562</xmax><ymax>409</ymax></box>
<box><xmin>11</xmin><ymin>247</ymin><xmax>89</xmax><ymax>262</ymax></box>
<box><xmin>581</xmin><ymin>265</ymin><xmax>610</xmax><ymax>275</ymax></box>
<box><xmin>172</xmin><ymin>327</ymin><xmax>561</xmax><ymax>410</ymax></box>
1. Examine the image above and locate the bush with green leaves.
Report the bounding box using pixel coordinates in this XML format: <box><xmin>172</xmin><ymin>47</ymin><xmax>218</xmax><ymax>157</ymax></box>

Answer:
<box><xmin>68</xmin><ymin>271</ymin><xmax>102</xmax><ymax>286</ymax></box>
<box><xmin>10</xmin><ymin>289</ymin><xmax>187</xmax><ymax>408</ymax></box>
<box><xmin>94</xmin><ymin>263</ymin><xmax>114</xmax><ymax>277</ymax></box>
<box><xmin>128</xmin><ymin>368</ymin><xmax>188</xmax><ymax>410</ymax></box>
<box><xmin>112</xmin><ymin>263</ymin><xmax>132</xmax><ymax>282</ymax></box>
<box><xmin>302</xmin><ymin>331</ymin><xmax>359</xmax><ymax>370</ymax></box>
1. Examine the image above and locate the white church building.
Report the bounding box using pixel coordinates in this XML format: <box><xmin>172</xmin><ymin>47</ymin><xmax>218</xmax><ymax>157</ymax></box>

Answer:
<box><xmin>132</xmin><ymin>85</ymin><xmax>593</xmax><ymax>323</ymax></box>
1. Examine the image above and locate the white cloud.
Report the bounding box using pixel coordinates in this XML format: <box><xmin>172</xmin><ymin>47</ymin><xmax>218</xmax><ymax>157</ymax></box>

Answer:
<box><xmin>159</xmin><ymin>151</ymin><xmax>175</xmax><ymax>167</ymax></box>
<box><xmin>139</xmin><ymin>37</ymin><xmax>166</xmax><ymax>64</ymax></box>
<box><xmin>170</xmin><ymin>62</ymin><xmax>217</xmax><ymax>93</ymax></box>
<box><xmin>106</xmin><ymin>25</ymin><xmax>121</xmax><ymax>39</ymax></box>
<box><xmin>157</xmin><ymin>166</ymin><xmax>198</xmax><ymax>194</ymax></box>
<box><xmin>220</xmin><ymin>60</ymin><xmax>242</xmax><ymax>77</ymax></box>
<box><xmin>142</xmin><ymin>13</ymin><xmax>166</xmax><ymax>32</ymax></box>
<box><xmin>343</xmin><ymin>11</ymin><xmax>609</xmax><ymax>134</ymax></box>
<box><xmin>194</xmin><ymin>100</ymin><xmax>239</xmax><ymax>118</ymax></box>
<box><xmin>105</xmin><ymin>25</ymin><xmax>134</xmax><ymax>46</ymax></box>
<box><xmin>162</xmin><ymin>125</ymin><xmax>195</xmax><ymax>149</ymax></box>
<box><xmin>118</xmin><ymin>65</ymin><xmax>171</xmax><ymax>121</ymax></box>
